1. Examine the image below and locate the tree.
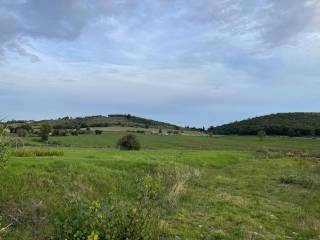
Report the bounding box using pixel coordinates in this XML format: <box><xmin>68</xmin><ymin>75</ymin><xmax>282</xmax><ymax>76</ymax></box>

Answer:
<box><xmin>40</xmin><ymin>123</ymin><xmax>52</xmax><ymax>142</ymax></box>
<box><xmin>116</xmin><ymin>134</ymin><xmax>141</xmax><ymax>150</ymax></box>
<box><xmin>258</xmin><ymin>130</ymin><xmax>266</xmax><ymax>141</ymax></box>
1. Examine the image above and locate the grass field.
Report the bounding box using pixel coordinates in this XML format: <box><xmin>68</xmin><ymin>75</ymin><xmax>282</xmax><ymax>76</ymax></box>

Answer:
<box><xmin>28</xmin><ymin>132</ymin><xmax>320</xmax><ymax>151</ymax></box>
<box><xmin>1</xmin><ymin>133</ymin><xmax>320</xmax><ymax>239</ymax></box>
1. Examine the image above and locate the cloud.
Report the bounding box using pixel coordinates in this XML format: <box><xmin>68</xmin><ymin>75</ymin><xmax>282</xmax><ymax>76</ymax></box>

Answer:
<box><xmin>0</xmin><ymin>0</ymin><xmax>319</xmax><ymax>125</ymax></box>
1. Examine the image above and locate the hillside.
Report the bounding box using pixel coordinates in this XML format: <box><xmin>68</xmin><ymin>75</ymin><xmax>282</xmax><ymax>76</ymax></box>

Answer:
<box><xmin>6</xmin><ymin>114</ymin><xmax>180</xmax><ymax>130</ymax></box>
<box><xmin>208</xmin><ymin>112</ymin><xmax>320</xmax><ymax>136</ymax></box>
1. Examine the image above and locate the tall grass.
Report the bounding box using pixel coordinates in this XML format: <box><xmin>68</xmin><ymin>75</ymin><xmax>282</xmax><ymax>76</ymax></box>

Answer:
<box><xmin>12</xmin><ymin>148</ymin><xmax>64</xmax><ymax>157</ymax></box>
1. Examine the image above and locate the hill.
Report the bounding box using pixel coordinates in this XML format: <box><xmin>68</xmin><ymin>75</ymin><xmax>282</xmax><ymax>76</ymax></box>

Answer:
<box><xmin>208</xmin><ymin>112</ymin><xmax>320</xmax><ymax>136</ymax></box>
<box><xmin>6</xmin><ymin>114</ymin><xmax>180</xmax><ymax>130</ymax></box>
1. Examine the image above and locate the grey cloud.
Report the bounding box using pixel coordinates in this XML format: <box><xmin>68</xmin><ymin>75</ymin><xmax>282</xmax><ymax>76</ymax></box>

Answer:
<box><xmin>0</xmin><ymin>0</ymin><xmax>319</xmax><ymax>61</ymax></box>
<box><xmin>0</xmin><ymin>0</ymin><xmax>97</xmax><ymax>60</ymax></box>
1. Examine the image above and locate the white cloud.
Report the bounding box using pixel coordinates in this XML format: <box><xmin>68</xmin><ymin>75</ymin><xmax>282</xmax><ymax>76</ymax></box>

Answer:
<box><xmin>0</xmin><ymin>0</ymin><xmax>319</xmax><ymax>125</ymax></box>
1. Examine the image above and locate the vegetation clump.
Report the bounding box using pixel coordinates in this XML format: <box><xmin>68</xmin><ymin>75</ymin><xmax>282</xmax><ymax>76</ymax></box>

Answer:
<box><xmin>53</xmin><ymin>175</ymin><xmax>163</xmax><ymax>240</ymax></box>
<box><xmin>279</xmin><ymin>174</ymin><xmax>314</xmax><ymax>188</ymax></box>
<box><xmin>0</xmin><ymin>126</ymin><xmax>9</xmax><ymax>170</ymax></box>
<box><xmin>258</xmin><ymin>130</ymin><xmax>266</xmax><ymax>141</ymax></box>
<box><xmin>40</xmin><ymin>123</ymin><xmax>52</xmax><ymax>142</ymax></box>
<box><xmin>12</xmin><ymin>148</ymin><xmax>64</xmax><ymax>157</ymax></box>
<box><xmin>0</xmin><ymin>123</ymin><xmax>9</xmax><ymax>237</ymax></box>
<box><xmin>117</xmin><ymin>134</ymin><xmax>141</xmax><ymax>150</ymax></box>
<box><xmin>95</xmin><ymin>130</ymin><xmax>103</xmax><ymax>135</ymax></box>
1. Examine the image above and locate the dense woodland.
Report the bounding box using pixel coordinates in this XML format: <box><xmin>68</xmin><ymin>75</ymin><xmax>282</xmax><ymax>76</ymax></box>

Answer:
<box><xmin>208</xmin><ymin>113</ymin><xmax>320</xmax><ymax>136</ymax></box>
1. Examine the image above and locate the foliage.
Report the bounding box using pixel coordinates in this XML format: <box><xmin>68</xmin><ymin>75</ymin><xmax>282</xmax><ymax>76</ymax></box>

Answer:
<box><xmin>52</xmin><ymin>129</ymin><xmax>67</xmax><ymax>136</ymax></box>
<box><xmin>117</xmin><ymin>134</ymin><xmax>141</xmax><ymax>150</ymax></box>
<box><xmin>0</xmin><ymin>127</ymin><xmax>9</xmax><ymax>170</ymax></box>
<box><xmin>209</xmin><ymin>112</ymin><xmax>320</xmax><ymax>136</ymax></box>
<box><xmin>279</xmin><ymin>174</ymin><xmax>314</xmax><ymax>188</ymax></box>
<box><xmin>40</xmin><ymin>123</ymin><xmax>52</xmax><ymax>142</ymax></box>
<box><xmin>16</xmin><ymin>128</ymin><xmax>28</xmax><ymax>137</ymax></box>
<box><xmin>53</xmin><ymin>175</ymin><xmax>163</xmax><ymax>240</ymax></box>
<box><xmin>12</xmin><ymin>148</ymin><xmax>64</xmax><ymax>157</ymax></box>
<box><xmin>257</xmin><ymin>130</ymin><xmax>266</xmax><ymax>141</ymax></box>
<box><xmin>0</xmin><ymin>123</ymin><xmax>9</xmax><ymax>238</ymax></box>
<box><xmin>8</xmin><ymin>115</ymin><xmax>179</xmax><ymax>131</ymax></box>
<box><xmin>95</xmin><ymin>130</ymin><xmax>103</xmax><ymax>135</ymax></box>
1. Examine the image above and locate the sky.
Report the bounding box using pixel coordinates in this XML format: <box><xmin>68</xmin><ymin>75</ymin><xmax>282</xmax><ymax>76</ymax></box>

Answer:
<box><xmin>0</xmin><ymin>0</ymin><xmax>320</xmax><ymax>127</ymax></box>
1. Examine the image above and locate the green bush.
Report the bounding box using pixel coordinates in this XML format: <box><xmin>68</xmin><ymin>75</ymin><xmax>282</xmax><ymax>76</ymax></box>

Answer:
<box><xmin>95</xmin><ymin>130</ymin><xmax>103</xmax><ymax>135</ymax></box>
<box><xmin>117</xmin><ymin>134</ymin><xmax>141</xmax><ymax>150</ymax></box>
<box><xmin>0</xmin><ymin>126</ymin><xmax>9</xmax><ymax>237</ymax></box>
<box><xmin>0</xmin><ymin>126</ymin><xmax>9</xmax><ymax>170</ymax></box>
<box><xmin>40</xmin><ymin>123</ymin><xmax>52</xmax><ymax>142</ymax></box>
<box><xmin>0</xmin><ymin>142</ymin><xmax>9</xmax><ymax>170</ymax></box>
<box><xmin>53</xmin><ymin>175</ymin><xmax>163</xmax><ymax>240</ymax></box>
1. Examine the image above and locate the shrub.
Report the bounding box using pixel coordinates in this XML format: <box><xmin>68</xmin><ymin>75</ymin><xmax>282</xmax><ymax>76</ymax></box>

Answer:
<box><xmin>40</xmin><ymin>123</ymin><xmax>52</xmax><ymax>142</ymax></box>
<box><xmin>95</xmin><ymin>130</ymin><xmax>103</xmax><ymax>135</ymax></box>
<box><xmin>16</xmin><ymin>128</ymin><xmax>28</xmax><ymax>137</ymax></box>
<box><xmin>0</xmin><ymin>125</ymin><xmax>9</xmax><ymax>238</ymax></box>
<box><xmin>53</xmin><ymin>175</ymin><xmax>163</xmax><ymax>240</ymax></box>
<box><xmin>71</xmin><ymin>131</ymin><xmax>79</xmax><ymax>136</ymax></box>
<box><xmin>116</xmin><ymin>134</ymin><xmax>141</xmax><ymax>150</ymax></box>
<box><xmin>0</xmin><ymin>142</ymin><xmax>9</xmax><ymax>170</ymax></box>
<box><xmin>258</xmin><ymin>130</ymin><xmax>266</xmax><ymax>141</ymax></box>
<box><xmin>52</xmin><ymin>129</ymin><xmax>67</xmax><ymax>136</ymax></box>
<box><xmin>0</xmin><ymin>127</ymin><xmax>9</xmax><ymax>170</ymax></box>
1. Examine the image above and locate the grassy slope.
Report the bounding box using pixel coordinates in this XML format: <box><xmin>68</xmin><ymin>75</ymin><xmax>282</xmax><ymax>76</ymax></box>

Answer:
<box><xmin>1</xmin><ymin>148</ymin><xmax>320</xmax><ymax>239</ymax></box>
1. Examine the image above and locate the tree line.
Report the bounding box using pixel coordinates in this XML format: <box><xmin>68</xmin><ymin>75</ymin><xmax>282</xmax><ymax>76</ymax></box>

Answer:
<box><xmin>208</xmin><ymin>113</ymin><xmax>320</xmax><ymax>137</ymax></box>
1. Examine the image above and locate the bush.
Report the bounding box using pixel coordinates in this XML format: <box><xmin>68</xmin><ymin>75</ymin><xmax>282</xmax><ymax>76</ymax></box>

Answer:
<box><xmin>0</xmin><ymin>127</ymin><xmax>9</xmax><ymax>170</ymax></box>
<box><xmin>40</xmin><ymin>123</ymin><xmax>52</xmax><ymax>142</ymax></box>
<box><xmin>53</xmin><ymin>175</ymin><xmax>163</xmax><ymax>240</ymax></box>
<box><xmin>95</xmin><ymin>130</ymin><xmax>103</xmax><ymax>135</ymax></box>
<box><xmin>52</xmin><ymin>129</ymin><xmax>67</xmax><ymax>136</ymax></box>
<box><xmin>258</xmin><ymin>130</ymin><xmax>266</xmax><ymax>141</ymax></box>
<box><xmin>116</xmin><ymin>134</ymin><xmax>141</xmax><ymax>150</ymax></box>
<box><xmin>71</xmin><ymin>131</ymin><xmax>79</xmax><ymax>136</ymax></box>
<box><xmin>16</xmin><ymin>128</ymin><xmax>28</xmax><ymax>137</ymax></box>
<box><xmin>0</xmin><ymin>141</ymin><xmax>9</xmax><ymax>170</ymax></box>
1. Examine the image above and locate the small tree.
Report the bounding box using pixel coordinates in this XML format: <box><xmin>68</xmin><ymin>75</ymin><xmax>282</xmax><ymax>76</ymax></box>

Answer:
<box><xmin>40</xmin><ymin>123</ymin><xmax>52</xmax><ymax>142</ymax></box>
<box><xmin>258</xmin><ymin>130</ymin><xmax>266</xmax><ymax>141</ymax></box>
<box><xmin>117</xmin><ymin>134</ymin><xmax>141</xmax><ymax>150</ymax></box>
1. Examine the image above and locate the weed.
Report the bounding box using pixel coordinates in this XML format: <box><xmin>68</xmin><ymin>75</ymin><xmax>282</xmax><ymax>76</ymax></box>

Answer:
<box><xmin>12</xmin><ymin>148</ymin><xmax>64</xmax><ymax>157</ymax></box>
<box><xmin>279</xmin><ymin>174</ymin><xmax>314</xmax><ymax>188</ymax></box>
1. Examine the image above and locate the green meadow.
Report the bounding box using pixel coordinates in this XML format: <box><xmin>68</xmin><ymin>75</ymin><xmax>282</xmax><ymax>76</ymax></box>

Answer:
<box><xmin>29</xmin><ymin>133</ymin><xmax>320</xmax><ymax>151</ymax></box>
<box><xmin>1</xmin><ymin>133</ymin><xmax>320</xmax><ymax>239</ymax></box>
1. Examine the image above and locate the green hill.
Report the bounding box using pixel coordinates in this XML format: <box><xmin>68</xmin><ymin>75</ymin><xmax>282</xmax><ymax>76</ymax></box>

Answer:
<box><xmin>7</xmin><ymin>114</ymin><xmax>180</xmax><ymax>130</ymax></box>
<box><xmin>208</xmin><ymin>112</ymin><xmax>320</xmax><ymax>136</ymax></box>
